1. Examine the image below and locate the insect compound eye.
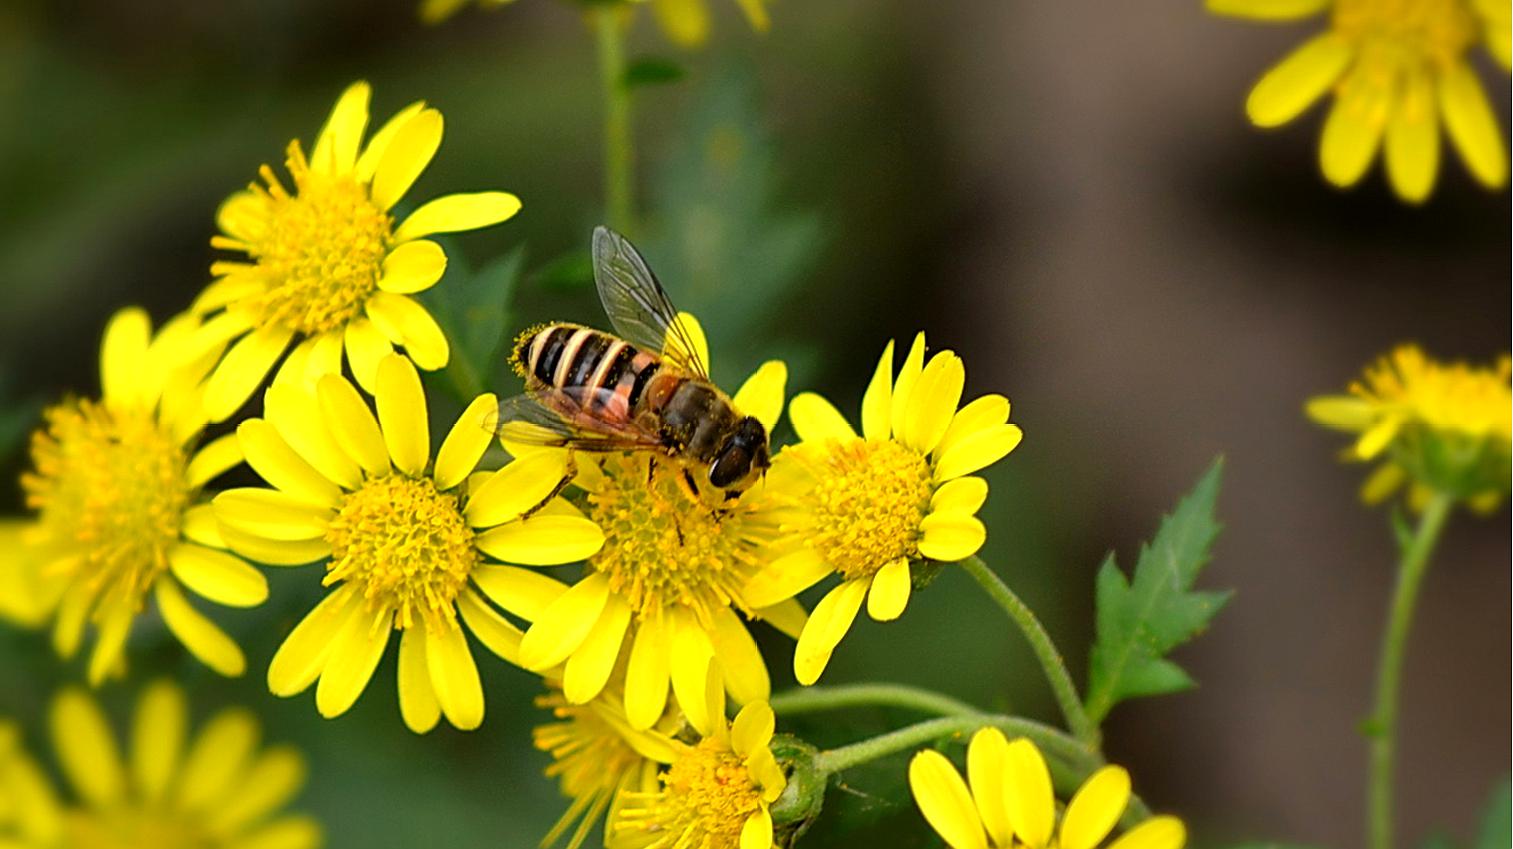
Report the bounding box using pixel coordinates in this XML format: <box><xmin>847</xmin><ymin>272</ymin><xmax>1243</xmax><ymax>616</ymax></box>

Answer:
<box><xmin>709</xmin><ymin>446</ymin><xmax>753</xmax><ymax>489</ymax></box>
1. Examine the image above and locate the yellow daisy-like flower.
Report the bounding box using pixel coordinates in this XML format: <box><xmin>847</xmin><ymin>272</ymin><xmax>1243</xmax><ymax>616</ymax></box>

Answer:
<box><xmin>196</xmin><ymin>81</ymin><xmax>521</xmax><ymax>421</ymax></box>
<box><xmin>4</xmin><ymin>308</ymin><xmax>261</xmax><ymax>683</ymax></box>
<box><xmin>211</xmin><ymin>353</ymin><xmax>604</xmax><ymax>731</ymax></box>
<box><xmin>1306</xmin><ymin>344</ymin><xmax>1511</xmax><ymax>508</ymax></box>
<box><xmin>608</xmin><ymin>670</ymin><xmax>786</xmax><ymax>849</ymax></box>
<box><xmin>0</xmin><ymin>681</ymin><xmax>319</xmax><ymax>849</ymax></box>
<box><xmin>499</xmin><ymin>320</ymin><xmax>798</xmax><ymax>733</ymax></box>
<box><xmin>744</xmin><ymin>332</ymin><xmax>1022</xmax><ymax>685</ymax></box>
<box><xmin>909</xmin><ymin>729</ymin><xmax>1185</xmax><ymax>849</ymax></box>
<box><xmin>1212</xmin><ymin>0</ymin><xmax>1511</xmax><ymax>202</ymax></box>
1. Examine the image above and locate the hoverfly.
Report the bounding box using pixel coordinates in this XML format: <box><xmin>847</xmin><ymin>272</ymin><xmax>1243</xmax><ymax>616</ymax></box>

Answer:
<box><xmin>493</xmin><ymin>226</ymin><xmax>771</xmax><ymax>499</ymax></box>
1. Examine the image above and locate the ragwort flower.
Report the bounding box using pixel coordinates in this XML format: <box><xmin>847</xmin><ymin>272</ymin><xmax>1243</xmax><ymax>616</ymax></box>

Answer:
<box><xmin>500</xmin><ymin>317</ymin><xmax>799</xmax><ymax>732</ymax></box>
<box><xmin>197</xmin><ymin>81</ymin><xmax>521</xmax><ymax>421</ymax></box>
<box><xmin>6</xmin><ymin>308</ymin><xmax>260</xmax><ymax>683</ymax></box>
<box><xmin>212</xmin><ymin>353</ymin><xmax>603</xmax><ymax>731</ymax></box>
<box><xmin>0</xmin><ymin>681</ymin><xmax>319</xmax><ymax>849</ymax></box>
<box><xmin>745</xmin><ymin>333</ymin><xmax>1022</xmax><ymax>685</ymax></box>
<box><xmin>909</xmin><ymin>729</ymin><xmax>1185</xmax><ymax>849</ymax></box>
<box><xmin>1212</xmin><ymin>0</ymin><xmax>1510</xmax><ymax>202</ymax></box>
<box><xmin>1307</xmin><ymin>344</ymin><xmax>1511</xmax><ymax>509</ymax></box>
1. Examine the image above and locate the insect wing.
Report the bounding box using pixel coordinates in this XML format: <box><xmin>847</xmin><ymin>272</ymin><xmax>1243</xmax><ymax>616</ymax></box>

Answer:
<box><xmin>488</xmin><ymin>388</ymin><xmax>665</xmax><ymax>453</ymax></box>
<box><xmin>591</xmin><ymin>226</ymin><xmax>710</xmax><ymax>379</ymax></box>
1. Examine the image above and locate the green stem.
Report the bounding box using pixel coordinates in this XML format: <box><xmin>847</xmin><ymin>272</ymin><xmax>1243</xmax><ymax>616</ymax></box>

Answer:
<box><xmin>1367</xmin><ymin>491</ymin><xmax>1454</xmax><ymax>849</ymax></box>
<box><xmin>769</xmin><ymin>683</ymin><xmax>981</xmax><ymax>718</ymax></box>
<box><xmin>593</xmin><ymin>6</ymin><xmax>634</xmax><ymax>233</ymax></box>
<box><xmin>959</xmin><ymin>556</ymin><xmax>1100</xmax><ymax>748</ymax></box>
<box><xmin>811</xmin><ymin>714</ymin><xmax>1097</xmax><ymax>777</ymax></box>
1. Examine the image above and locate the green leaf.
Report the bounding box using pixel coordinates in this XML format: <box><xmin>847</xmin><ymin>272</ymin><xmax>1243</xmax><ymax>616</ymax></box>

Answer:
<box><xmin>531</xmin><ymin>250</ymin><xmax>594</xmax><ymax>293</ymax></box>
<box><xmin>1473</xmin><ymin>777</ymin><xmax>1511</xmax><ymax>849</ymax></box>
<box><xmin>420</xmin><ymin>245</ymin><xmax>526</xmax><ymax>402</ymax></box>
<box><xmin>1084</xmin><ymin>458</ymin><xmax>1232</xmax><ymax>724</ymax></box>
<box><xmin>1390</xmin><ymin>506</ymin><xmax>1414</xmax><ymax>553</ymax></box>
<box><xmin>623</xmin><ymin>57</ymin><xmax>686</xmax><ymax>89</ymax></box>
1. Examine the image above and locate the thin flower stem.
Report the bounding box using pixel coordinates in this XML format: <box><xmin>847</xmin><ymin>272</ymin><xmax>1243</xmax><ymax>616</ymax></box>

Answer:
<box><xmin>1367</xmin><ymin>491</ymin><xmax>1454</xmax><ymax>849</ymax></box>
<box><xmin>769</xmin><ymin>683</ymin><xmax>982</xmax><ymax>718</ymax></box>
<box><xmin>810</xmin><ymin>714</ymin><xmax>1096</xmax><ymax>777</ymax></box>
<box><xmin>593</xmin><ymin>7</ymin><xmax>634</xmax><ymax>233</ymax></box>
<box><xmin>959</xmin><ymin>555</ymin><xmax>1101</xmax><ymax>748</ymax></box>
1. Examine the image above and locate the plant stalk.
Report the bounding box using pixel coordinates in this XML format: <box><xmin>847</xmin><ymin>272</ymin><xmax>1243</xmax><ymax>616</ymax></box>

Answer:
<box><xmin>769</xmin><ymin>683</ymin><xmax>981</xmax><ymax>718</ymax></box>
<box><xmin>593</xmin><ymin>6</ymin><xmax>634</xmax><ymax>233</ymax></box>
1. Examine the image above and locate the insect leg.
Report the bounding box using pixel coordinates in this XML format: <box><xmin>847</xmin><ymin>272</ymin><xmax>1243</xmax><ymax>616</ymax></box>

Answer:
<box><xmin>520</xmin><ymin>451</ymin><xmax>580</xmax><ymax>519</ymax></box>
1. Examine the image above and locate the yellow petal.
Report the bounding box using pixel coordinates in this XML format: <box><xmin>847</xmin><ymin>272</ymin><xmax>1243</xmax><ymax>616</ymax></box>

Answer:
<box><xmin>155</xmin><ymin>578</ymin><xmax>246</xmax><ymax>677</ymax></box>
<box><xmin>1106</xmin><ymin>816</ymin><xmax>1188</xmax><ymax>849</ymax></box>
<box><xmin>204</xmin><ymin>326</ymin><xmax>295</xmax><ymax>423</ymax></box>
<box><xmin>789</xmin><ymin>392</ymin><xmax>858</xmax><ymax>443</ymax></box>
<box><xmin>670</xmin><ymin>615</ymin><xmax>718</xmax><ymax>736</ymax></box>
<box><xmin>732</xmin><ymin>360</ymin><xmax>788</xmax><ymax>433</ymax></box>
<box><xmin>900</xmin><ymin>352</ymin><xmax>965</xmax><ymax>455</ymax></box>
<box><xmin>1205</xmin><ymin>0</ymin><xmax>1327</xmax><ymax>18</ymax></box>
<box><xmin>708</xmin><ymin>606</ymin><xmax>770</xmax><ymax>706</ymax></box>
<box><xmin>219</xmin><ymin>524</ymin><xmax>331</xmax><ymax>567</ymax></box>
<box><xmin>861</xmin><ymin>339</ymin><xmax>896</xmax><ymax>441</ymax></box>
<box><xmin>740</xmin><ymin>806</ymin><xmax>774</xmax><ymax>849</ymax></box>
<box><xmin>919</xmin><ymin>513</ymin><xmax>986</xmax><ymax>562</ymax></box>
<box><xmin>890</xmin><ymin>332</ymin><xmax>928</xmax><ymax>430</ymax></box>
<box><xmin>1061</xmin><ymin>766</ymin><xmax>1132</xmax><ymax>849</ymax></box>
<box><xmin>50</xmin><ymin>688</ymin><xmax>124</xmax><ymax>806</ymax></box>
<box><xmin>343</xmin><ymin>317</ymin><xmax>394</xmax><ymax>394</ymax></box>
<box><xmin>908</xmin><ymin>749</ymin><xmax>989</xmax><ymax>849</ymax></box>
<box><xmin>356</xmin><ymin>101</ymin><xmax>426</xmax><ymax>182</ymax></box>
<box><xmin>866</xmin><ymin>558</ymin><xmax>912</xmax><ymax>621</ymax></box>
<box><xmin>302</xmin><ymin>328</ymin><xmax>345</xmax><ymax>386</ymax></box>
<box><xmin>966</xmin><ymin>728</ymin><xmax>1014</xmax><ymax>848</ymax></box>
<box><xmin>206</xmin><ymin>746</ymin><xmax>307</xmax><ymax>834</ymax></box>
<box><xmin>86</xmin><ymin>598</ymin><xmax>133</xmax><ymax>686</ymax></box>
<box><xmin>366</xmin><ymin>292</ymin><xmax>449</xmax><ymax>370</ymax></box>
<box><xmin>100</xmin><ymin>307</ymin><xmax>151</xmax><ymax>409</ymax></box>
<box><xmin>474</xmin><ymin>515</ymin><xmax>604</xmax><ymax>566</ymax></box>
<box><xmin>752</xmin><ymin>598</ymin><xmax>809</xmax><ymax>641</ymax></box>
<box><xmin>1360</xmin><ymin>462</ymin><xmax>1407</xmax><ymax>505</ymax></box>
<box><xmin>1303</xmin><ymin>395</ymin><xmax>1374</xmax><ymax>429</ymax></box>
<box><xmin>370</xmin><ymin>108</ymin><xmax>443</xmax><ymax>211</ymax></box>
<box><xmin>734</xmin><ymin>0</ymin><xmax>769</xmax><ymax>31</ymax></box>
<box><xmin>470</xmin><ymin>564</ymin><xmax>569</xmax><ymax>620</ymax></box>
<box><xmin>316</xmin><ymin>374</ymin><xmax>390</xmax><ymax>476</ymax></box>
<box><xmin>315</xmin><ymin>605</ymin><xmax>392</xmax><ymax>718</ymax></box>
<box><xmin>225</xmin><ymin>816</ymin><xmax>323</xmax><ymax>849</ymax></box>
<box><xmin>793</xmin><ymin>578</ymin><xmax>868</xmax><ymax>686</ymax></box>
<box><xmin>624</xmin><ymin>618</ymin><xmax>671</xmax><ymax>730</ymax></box>
<box><xmin>397</xmin><ymin>627</ymin><xmax>441</xmax><ymax>734</ymax></box>
<box><xmin>186</xmin><ymin>433</ymin><xmax>245</xmax><ymax>489</ymax></box>
<box><xmin>168</xmin><ymin>543</ymin><xmax>268</xmax><ymax>608</ymax></box>
<box><xmin>392</xmin><ymin>192</ymin><xmax>522</xmax><ymax>242</ymax></box>
<box><xmin>213</xmin><ymin>489</ymin><xmax>332</xmax><ymax>541</ymax></box>
<box><xmin>237</xmin><ymin>419</ymin><xmax>344</xmax><ymax>509</ymax></box>
<box><xmin>518</xmin><ymin>573</ymin><xmax>611</xmax><ymax>670</ymax></box>
<box><xmin>1355</xmin><ymin>415</ymin><xmax>1403</xmax><ymax>459</ymax></box>
<box><xmin>131</xmin><ymin>680</ymin><xmax>186</xmax><ymax>804</ymax></box>
<box><xmin>435</xmin><ymin>393</ymin><xmax>499</xmax><ymax>491</ymax></box>
<box><xmin>267</xmin><ymin>587</ymin><xmax>359</xmax><ymax>697</ymax></box>
<box><xmin>263</xmin><ymin>383</ymin><xmax>362</xmax><ymax>491</ymax></box>
<box><xmin>375</xmin><ymin>354</ymin><xmax>430</xmax><ymax>476</ymax></box>
<box><xmin>932</xmin><ymin>477</ymin><xmax>988</xmax><ymax>516</ymax></box>
<box><xmin>742</xmin><ymin>547</ymin><xmax>833</xmax><ymax>609</ymax></box>
<box><xmin>1439</xmin><ymin>60</ymin><xmax>1509</xmax><ymax>188</ymax></box>
<box><xmin>310</xmin><ymin>81</ymin><xmax>370</xmax><ymax>175</ymax></box>
<box><xmin>427</xmin><ymin>619</ymin><xmax>485</xmax><ymax>730</ymax></box>
<box><xmin>935</xmin><ymin>394</ymin><xmax>1011</xmax><ymax>460</ymax></box>
<box><xmin>563</xmin><ymin>594</ymin><xmax>632</xmax><ymax>704</ymax></box>
<box><xmin>457</xmin><ymin>587</ymin><xmax>524</xmax><ymax>665</ymax></box>
<box><xmin>731</xmin><ymin>701</ymin><xmax>775</xmax><ymax>758</ymax></box>
<box><xmin>377</xmin><ymin>240</ymin><xmax>447</xmax><ymax>294</ymax></box>
<box><xmin>1320</xmin><ymin>65</ymin><xmax>1391</xmax><ymax>187</ymax></box>
<box><xmin>935</xmin><ymin>424</ymin><xmax>1022</xmax><ymax>482</ymax></box>
<box><xmin>1246</xmin><ymin>32</ymin><xmax>1353</xmax><ymax>128</ymax></box>
<box><xmin>176</xmin><ymin>707</ymin><xmax>258</xmax><ymax>811</ymax></box>
<box><xmin>1385</xmin><ymin>70</ymin><xmax>1440</xmax><ymax>203</ymax></box>
<box><xmin>1005</xmin><ymin>738</ymin><xmax>1055</xmax><ymax>848</ymax></box>
<box><xmin>464</xmin><ymin>451</ymin><xmax>569</xmax><ymax>527</ymax></box>
<box><xmin>652</xmin><ymin>0</ymin><xmax>709</xmax><ymax>48</ymax></box>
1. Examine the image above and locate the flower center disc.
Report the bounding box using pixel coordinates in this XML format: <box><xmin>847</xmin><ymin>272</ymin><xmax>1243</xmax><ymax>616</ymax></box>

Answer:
<box><xmin>1333</xmin><ymin>0</ymin><xmax>1475</xmax><ymax>66</ymax></box>
<box><xmin>656</xmin><ymin>740</ymin><xmax>763</xmax><ymax>848</ymax></box>
<box><xmin>23</xmin><ymin>400</ymin><xmax>191</xmax><ymax>599</ymax></box>
<box><xmin>803</xmin><ymin>439</ymin><xmax>933</xmax><ymax>579</ymax></box>
<box><xmin>325</xmin><ymin>475</ymin><xmax>477</xmax><ymax>630</ymax></box>
<box><xmin>67</xmin><ymin>809</ymin><xmax>212</xmax><ymax>849</ymax></box>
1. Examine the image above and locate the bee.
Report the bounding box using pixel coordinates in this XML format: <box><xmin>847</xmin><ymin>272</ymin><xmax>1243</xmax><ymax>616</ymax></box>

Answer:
<box><xmin>493</xmin><ymin>226</ymin><xmax>771</xmax><ymax>499</ymax></box>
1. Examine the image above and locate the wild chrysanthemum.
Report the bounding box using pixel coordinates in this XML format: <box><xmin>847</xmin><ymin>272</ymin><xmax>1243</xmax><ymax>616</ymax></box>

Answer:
<box><xmin>745</xmin><ymin>332</ymin><xmax>1022</xmax><ymax>685</ymax></box>
<box><xmin>1307</xmin><ymin>344</ymin><xmax>1511</xmax><ymax>509</ymax></box>
<box><xmin>909</xmin><ymin>729</ymin><xmax>1185</xmax><ymax>849</ymax></box>
<box><xmin>501</xmin><ymin>323</ymin><xmax>797</xmax><ymax>732</ymax></box>
<box><xmin>212</xmin><ymin>353</ymin><xmax>603</xmax><ymax>731</ymax></box>
<box><xmin>4</xmin><ymin>308</ymin><xmax>261</xmax><ymax>683</ymax></box>
<box><xmin>196</xmin><ymin>81</ymin><xmax>520</xmax><ymax>421</ymax></box>
<box><xmin>418</xmin><ymin>0</ymin><xmax>770</xmax><ymax>48</ymax></box>
<box><xmin>608</xmin><ymin>671</ymin><xmax>786</xmax><ymax>849</ymax></box>
<box><xmin>0</xmin><ymin>681</ymin><xmax>319</xmax><ymax>849</ymax></box>
<box><xmin>1212</xmin><ymin>0</ymin><xmax>1511</xmax><ymax>202</ymax></box>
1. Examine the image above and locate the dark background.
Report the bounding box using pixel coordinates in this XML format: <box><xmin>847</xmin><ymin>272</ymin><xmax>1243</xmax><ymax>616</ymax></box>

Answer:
<box><xmin>0</xmin><ymin>1</ymin><xmax>1508</xmax><ymax>848</ymax></box>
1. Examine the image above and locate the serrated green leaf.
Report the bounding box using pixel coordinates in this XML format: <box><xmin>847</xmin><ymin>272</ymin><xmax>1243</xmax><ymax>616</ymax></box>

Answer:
<box><xmin>1473</xmin><ymin>777</ymin><xmax>1511</xmax><ymax>849</ymax></box>
<box><xmin>420</xmin><ymin>245</ymin><xmax>525</xmax><ymax>401</ymax></box>
<box><xmin>623</xmin><ymin>57</ymin><xmax>686</xmax><ymax>89</ymax></box>
<box><xmin>1084</xmin><ymin>458</ymin><xmax>1231</xmax><ymax>724</ymax></box>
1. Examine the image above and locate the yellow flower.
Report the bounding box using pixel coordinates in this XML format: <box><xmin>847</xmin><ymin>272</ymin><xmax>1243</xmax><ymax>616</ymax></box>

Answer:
<box><xmin>419</xmin><ymin>0</ymin><xmax>513</xmax><ymax>25</ymax></box>
<box><xmin>4</xmin><ymin>308</ymin><xmax>260</xmax><ymax>683</ymax></box>
<box><xmin>909</xmin><ymin>729</ymin><xmax>1185</xmax><ymax>849</ymax></box>
<box><xmin>0</xmin><ymin>681</ymin><xmax>320</xmax><ymax>849</ymax></box>
<box><xmin>196</xmin><ymin>81</ymin><xmax>521</xmax><ymax>422</ymax></box>
<box><xmin>1212</xmin><ymin>0</ymin><xmax>1511</xmax><ymax>202</ymax></box>
<box><xmin>499</xmin><ymin>318</ymin><xmax>799</xmax><ymax>733</ymax></box>
<box><xmin>608</xmin><ymin>670</ymin><xmax>786</xmax><ymax>849</ymax></box>
<box><xmin>650</xmin><ymin>0</ymin><xmax>770</xmax><ymax>48</ymax></box>
<box><xmin>1307</xmin><ymin>344</ymin><xmax>1511</xmax><ymax>508</ymax></box>
<box><xmin>211</xmin><ymin>353</ymin><xmax>604</xmax><ymax>731</ymax></box>
<box><xmin>745</xmin><ymin>332</ymin><xmax>1022</xmax><ymax>685</ymax></box>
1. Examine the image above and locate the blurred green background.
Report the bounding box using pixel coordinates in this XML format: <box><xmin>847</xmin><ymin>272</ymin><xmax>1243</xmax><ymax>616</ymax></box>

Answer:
<box><xmin>0</xmin><ymin>1</ymin><xmax>1508</xmax><ymax>848</ymax></box>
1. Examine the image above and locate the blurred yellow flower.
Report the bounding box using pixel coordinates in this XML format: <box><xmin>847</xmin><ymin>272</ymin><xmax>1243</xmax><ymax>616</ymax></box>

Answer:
<box><xmin>419</xmin><ymin>0</ymin><xmax>513</xmax><ymax>25</ymax></box>
<box><xmin>499</xmin><ymin>318</ymin><xmax>799</xmax><ymax>732</ymax></box>
<box><xmin>418</xmin><ymin>0</ymin><xmax>768</xmax><ymax>47</ymax></box>
<box><xmin>211</xmin><ymin>354</ymin><xmax>603</xmax><ymax>732</ymax></box>
<box><xmin>1307</xmin><ymin>344</ymin><xmax>1511</xmax><ymax>509</ymax></box>
<box><xmin>1212</xmin><ymin>0</ymin><xmax>1511</xmax><ymax>202</ymax></box>
<box><xmin>608</xmin><ymin>671</ymin><xmax>786</xmax><ymax>849</ymax></box>
<box><xmin>745</xmin><ymin>332</ymin><xmax>1021</xmax><ymax>685</ymax></box>
<box><xmin>909</xmin><ymin>729</ymin><xmax>1185</xmax><ymax>849</ymax></box>
<box><xmin>0</xmin><ymin>681</ymin><xmax>319</xmax><ymax>849</ymax></box>
<box><xmin>196</xmin><ymin>81</ymin><xmax>521</xmax><ymax>421</ymax></box>
<box><xmin>4</xmin><ymin>308</ymin><xmax>260</xmax><ymax>683</ymax></box>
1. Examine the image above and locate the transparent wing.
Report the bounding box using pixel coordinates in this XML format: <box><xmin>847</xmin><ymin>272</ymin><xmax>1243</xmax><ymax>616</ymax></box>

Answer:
<box><xmin>486</xmin><ymin>387</ymin><xmax>666</xmax><ymax>452</ymax></box>
<box><xmin>591</xmin><ymin>225</ymin><xmax>709</xmax><ymax>379</ymax></box>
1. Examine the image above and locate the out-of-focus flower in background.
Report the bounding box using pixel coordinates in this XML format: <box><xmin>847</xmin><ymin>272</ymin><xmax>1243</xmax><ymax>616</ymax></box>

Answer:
<box><xmin>1307</xmin><ymin>344</ymin><xmax>1511</xmax><ymax>510</ymax></box>
<box><xmin>0</xmin><ymin>681</ymin><xmax>320</xmax><ymax>849</ymax></box>
<box><xmin>1212</xmin><ymin>0</ymin><xmax>1511</xmax><ymax>202</ymax></box>
<box><xmin>746</xmin><ymin>332</ymin><xmax>1022</xmax><ymax>686</ymax></box>
<box><xmin>3</xmin><ymin>309</ymin><xmax>261</xmax><ymax>684</ymax></box>
<box><xmin>908</xmin><ymin>728</ymin><xmax>1186</xmax><ymax>849</ymax></box>
<box><xmin>211</xmin><ymin>354</ymin><xmax>603</xmax><ymax>732</ymax></box>
<box><xmin>418</xmin><ymin>0</ymin><xmax>770</xmax><ymax>48</ymax></box>
<box><xmin>197</xmin><ymin>81</ymin><xmax>520</xmax><ymax>422</ymax></box>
